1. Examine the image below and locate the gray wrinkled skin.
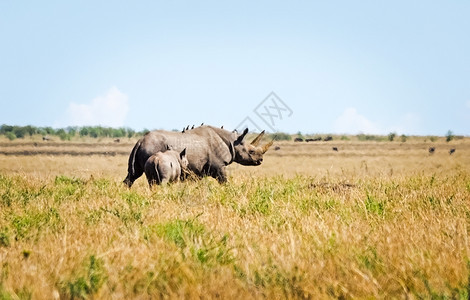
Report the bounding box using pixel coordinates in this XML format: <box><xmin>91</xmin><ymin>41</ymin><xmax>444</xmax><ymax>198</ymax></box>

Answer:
<box><xmin>124</xmin><ymin>125</ymin><xmax>272</xmax><ymax>187</ymax></box>
<box><xmin>144</xmin><ymin>148</ymin><xmax>188</xmax><ymax>186</ymax></box>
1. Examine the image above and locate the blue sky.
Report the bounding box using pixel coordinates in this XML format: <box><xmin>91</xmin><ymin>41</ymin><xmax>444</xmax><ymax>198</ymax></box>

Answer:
<box><xmin>1</xmin><ymin>1</ymin><xmax>469</xmax><ymax>135</ymax></box>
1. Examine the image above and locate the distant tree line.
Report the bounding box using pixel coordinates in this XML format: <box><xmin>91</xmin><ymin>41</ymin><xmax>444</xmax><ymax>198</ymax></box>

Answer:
<box><xmin>0</xmin><ymin>124</ymin><xmax>145</xmax><ymax>141</ymax></box>
<box><xmin>1</xmin><ymin>124</ymin><xmax>462</xmax><ymax>142</ymax></box>
<box><xmin>270</xmin><ymin>132</ymin><xmax>292</xmax><ymax>141</ymax></box>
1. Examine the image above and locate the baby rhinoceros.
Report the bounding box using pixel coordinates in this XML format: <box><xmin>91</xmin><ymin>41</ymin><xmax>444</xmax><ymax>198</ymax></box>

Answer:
<box><xmin>144</xmin><ymin>148</ymin><xmax>188</xmax><ymax>187</ymax></box>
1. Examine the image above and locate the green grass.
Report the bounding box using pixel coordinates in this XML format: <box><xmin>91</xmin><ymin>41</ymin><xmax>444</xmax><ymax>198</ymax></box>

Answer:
<box><xmin>60</xmin><ymin>255</ymin><xmax>108</xmax><ymax>299</ymax></box>
<box><xmin>0</xmin><ymin>172</ymin><xmax>469</xmax><ymax>298</ymax></box>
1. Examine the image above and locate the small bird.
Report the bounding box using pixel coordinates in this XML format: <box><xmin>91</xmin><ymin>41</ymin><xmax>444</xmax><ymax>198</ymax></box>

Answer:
<box><xmin>332</xmin><ymin>147</ymin><xmax>338</xmax><ymax>152</ymax></box>
<box><xmin>429</xmin><ymin>147</ymin><xmax>435</xmax><ymax>154</ymax></box>
<box><xmin>449</xmin><ymin>148</ymin><xmax>456</xmax><ymax>155</ymax></box>
<box><xmin>191</xmin><ymin>125</ymin><xmax>195</xmax><ymax>129</ymax></box>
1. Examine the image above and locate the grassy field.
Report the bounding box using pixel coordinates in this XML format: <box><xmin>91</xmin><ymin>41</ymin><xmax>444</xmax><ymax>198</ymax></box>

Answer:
<box><xmin>0</xmin><ymin>136</ymin><xmax>469</xmax><ymax>299</ymax></box>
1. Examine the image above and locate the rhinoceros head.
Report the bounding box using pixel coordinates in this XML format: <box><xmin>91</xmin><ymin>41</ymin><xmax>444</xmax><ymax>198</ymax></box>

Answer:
<box><xmin>233</xmin><ymin>129</ymin><xmax>273</xmax><ymax>166</ymax></box>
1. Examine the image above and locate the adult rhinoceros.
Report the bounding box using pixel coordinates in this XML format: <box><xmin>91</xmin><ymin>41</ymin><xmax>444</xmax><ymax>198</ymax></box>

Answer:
<box><xmin>123</xmin><ymin>125</ymin><xmax>273</xmax><ymax>187</ymax></box>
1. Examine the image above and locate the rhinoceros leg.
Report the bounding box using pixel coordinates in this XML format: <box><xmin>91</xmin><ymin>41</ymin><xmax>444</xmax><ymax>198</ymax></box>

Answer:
<box><xmin>123</xmin><ymin>164</ymin><xmax>145</xmax><ymax>187</ymax></box>
<box><xmin>212</xmin><ymin>167</ymin><xmax>227</xmax><ymax>183</ymax></box>
<box><xmin>123</xmin><ymin>172</ymin><xmax>141</xmax><ymax>187</ymax></box>
<box><xmin>123</xmin><ymin>174</ymin><xmax>133</xmax><ymax>187</ymax></box>
<box><xmin>123</xmin><ymin>139</ymin><xmax>146</xmax><ymax>187</ymax></box>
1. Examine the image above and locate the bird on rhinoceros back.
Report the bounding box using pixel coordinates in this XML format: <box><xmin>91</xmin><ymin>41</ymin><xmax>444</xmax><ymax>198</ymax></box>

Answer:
<box><xmin>123</xmin><ymin>125</ymin><xmax>273</xmax><ymax>187</ymax></box>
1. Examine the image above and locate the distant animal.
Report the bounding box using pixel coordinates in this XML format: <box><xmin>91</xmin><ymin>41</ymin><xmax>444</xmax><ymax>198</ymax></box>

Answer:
<box><xmin>144</xmin><ymin>148</ymin><xmax>188</xmax><ymax>186</ymax></box>
<box><xmin>124</xmin><ymin>125</ymin><xmax>273</xmax><ymax>187</ymax></box>
<box><xmin>294</xmin><ymin>137</ymin><xmax>304</xmax><ymax>142</ymax></box>
<box><xmin>42</xmin><ymin>136</ymin><xmax>50</xmax><ymax>141</ymax></box>
<box><xmin>323</xmin><ymin>136</ymin><xmax>333</xmax><ymax>141</ymax></box>
<box><xmin>429</xmin><ymin>147</ymin><xmax>435</xmax><ymax>154</ymax></box>
<box><xmin>449</xmin><ymin>148</ymin><xmax>456</xmax><ymax>155</ymax></box>
<box><xmin>114</xmin><ymin>139</ymin><xmax>120</xmax><ymax>143</ymax></box>
<box><xmin>332</xmin><ymin>147</ymin><xmax>338</xmax><ymax>152</ymax></box>
<box><xmin>274</xmin><ymin>146</ymin><xmax>281</xmax><ymax>151</ymax></box>
<box><xmin>306</xmin><ymin>137</ymin><xmax>321</xmax><ymax>142</ymax></box>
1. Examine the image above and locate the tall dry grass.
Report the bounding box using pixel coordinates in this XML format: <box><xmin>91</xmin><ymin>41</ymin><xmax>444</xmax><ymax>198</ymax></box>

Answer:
<box><xmin>0</xmin><ymin>138</ymin><xmax>469</xmax><ymax>299</ymax></box>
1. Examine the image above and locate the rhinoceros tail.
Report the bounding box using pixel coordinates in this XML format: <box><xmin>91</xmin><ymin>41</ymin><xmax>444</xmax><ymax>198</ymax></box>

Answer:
<box><xmin>155</xmin><ymin>160</ymin><xmax>161</xmax><ymax>184</ymax></box>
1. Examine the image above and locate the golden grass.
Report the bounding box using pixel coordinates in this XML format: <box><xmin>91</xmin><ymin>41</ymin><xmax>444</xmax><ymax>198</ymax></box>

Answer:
<box><xmin>0</xmin><ymin>138</ymin><xmax>469</xmax><ymax>299</ymax></box>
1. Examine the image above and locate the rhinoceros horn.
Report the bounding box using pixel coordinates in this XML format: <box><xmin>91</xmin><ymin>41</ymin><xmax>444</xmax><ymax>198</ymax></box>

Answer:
<box><xmin>262</xmin><ymin>139</ymin><xmax>274</xmax><ymax>153</ymax></box>
<box><xmin>251</xmin><ymin>130</ymin><xmax>265</xmax><ymax>146</ymax></box>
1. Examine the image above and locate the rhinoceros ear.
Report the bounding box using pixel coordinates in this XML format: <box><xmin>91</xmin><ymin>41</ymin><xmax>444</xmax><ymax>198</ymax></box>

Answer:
<box><xmin>235</xmin><ymin>128</ymin><xmax>249</xmax><ymax>144</ymax></box>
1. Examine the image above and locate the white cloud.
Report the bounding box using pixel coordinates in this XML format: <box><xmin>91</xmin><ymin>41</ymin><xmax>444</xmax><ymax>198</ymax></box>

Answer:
<box><xmin>386</xmin><ymin>112</ymin><xmax>422</xmax><ymax>135</ymax></box>
<box><xmin>62</xmin><ymin>87</ymin><xmax>129</xmax><ymax>127</ymax></box>
<box><xmin>333</xmin><ymin>107</ymin><xmax>381</xmax><ymax>134</ymax></box>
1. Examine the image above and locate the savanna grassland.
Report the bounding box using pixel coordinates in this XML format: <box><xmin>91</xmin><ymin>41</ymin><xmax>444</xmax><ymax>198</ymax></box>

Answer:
<box><xmin>1</xmin><ymin>136</ymin><xmax>470</xmax><ymax>299</ymax></box>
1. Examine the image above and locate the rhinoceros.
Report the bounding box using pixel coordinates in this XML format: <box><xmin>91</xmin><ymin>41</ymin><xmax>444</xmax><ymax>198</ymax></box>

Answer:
<box><xmin>144</xmin><ymin>148</ymin><xmax>188</xmax><ymax>186</ymax></box>
<box><xmin>123</xmin><ymin>125</ymin><xmax>273</xmax><ymax>187</ymax></box>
